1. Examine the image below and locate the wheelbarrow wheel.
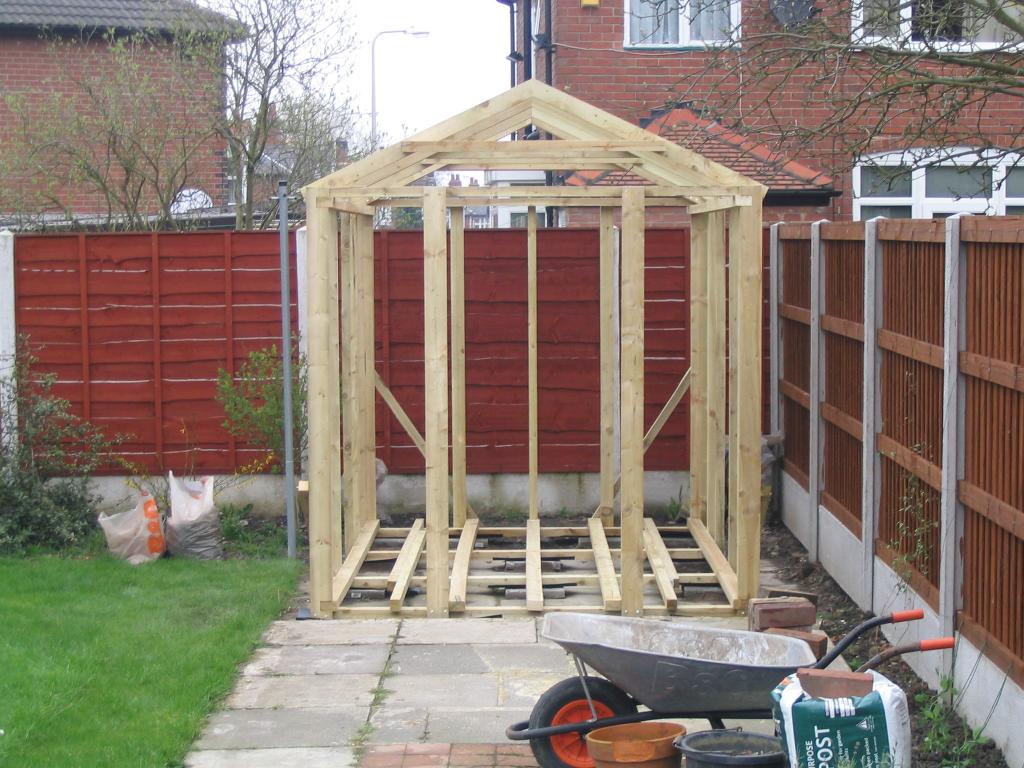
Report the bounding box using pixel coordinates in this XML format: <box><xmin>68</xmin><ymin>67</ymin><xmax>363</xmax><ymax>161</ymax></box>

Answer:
<box><xmin>528</xmin><ymin>676</ymin><xmax>637</xmax><ymax>768</ymax></box>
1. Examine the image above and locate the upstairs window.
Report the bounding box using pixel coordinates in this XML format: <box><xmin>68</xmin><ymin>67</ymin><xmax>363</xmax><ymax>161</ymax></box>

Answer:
<box><xmin>627</xmin><ymin>0</ymin><xmax>738</xmax><ymax>47</ymax></box>
<box><xmin>855</xmin><ymin>0</ymin><xmax>1023</xmax><ymax>49</ymax></box>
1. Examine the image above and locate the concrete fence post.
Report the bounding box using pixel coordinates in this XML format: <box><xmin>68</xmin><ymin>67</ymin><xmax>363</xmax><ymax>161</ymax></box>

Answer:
<box><xmin>861</xmin><ymin>219</ymin><xmax>883</xmax><ymax>612</ymax></box>
<box><xmin>295</xmin><ymin>226</ymin><xmax>310</xmax><ymax>475</ymax></box>
<box><xmin>807</xmin><ymin>220</ymin><xmax>826</xmax><ymax>562</ymax></box>
<box><xmin>0</xmin><ymin>231</ymin><xmax>16</xmax><ymax>448</ymax></box>
<box><xmin>939</xmin><ymin>214</ymin><xmax>967</xmax><ymax>676</ymax></box>
<box><xmin>769</xmin><ymin>223</ymin><xmax>781</xmax><ymax>438</ymax></box>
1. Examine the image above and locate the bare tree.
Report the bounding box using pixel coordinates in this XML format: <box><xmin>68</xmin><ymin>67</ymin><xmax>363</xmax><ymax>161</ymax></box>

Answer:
<box><xmin>209</xmin><ymin>0</ymin><xmax>357</xmax><ymax>229</ymax></box>
<box><xmin>642</xmin><ymin>0</ymin><xmax>1024</xmax><ymax>177</ymax></box>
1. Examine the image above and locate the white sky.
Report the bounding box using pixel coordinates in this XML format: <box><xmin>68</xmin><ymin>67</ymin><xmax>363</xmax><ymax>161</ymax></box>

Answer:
<box><xmin>346</xmin><ymin>0</ymin><xmax>510</xmax><ymax>147</ymax></box>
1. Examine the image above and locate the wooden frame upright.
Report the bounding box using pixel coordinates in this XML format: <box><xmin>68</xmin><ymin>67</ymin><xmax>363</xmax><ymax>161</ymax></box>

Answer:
<box><xmin>302</xmin><ymin>80</ymin><xmax>766</xmax><ymax>618</ymax></box>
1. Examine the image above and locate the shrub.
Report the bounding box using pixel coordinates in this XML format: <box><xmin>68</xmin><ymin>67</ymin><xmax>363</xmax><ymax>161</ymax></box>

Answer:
<box><xmin>0</xmin><ymin>342</ymin><xmax>118</xmax><ymax>553</ymax></box>
<box><xmin>215</xmin><ymin>343</ymin><xmax>307</xmax><ymax>472</ymax></box>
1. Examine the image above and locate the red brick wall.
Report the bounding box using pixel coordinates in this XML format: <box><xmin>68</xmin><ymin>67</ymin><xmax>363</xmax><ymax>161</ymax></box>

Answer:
<box><xmin>0</xmin><ymin>31</ymin><xmax>227</xmax><ymax>218</ymax></box>
<box><xmin>523</xmin><ymin>0</ymin><xmax>1024</xmax><ymax>221</ymax></box>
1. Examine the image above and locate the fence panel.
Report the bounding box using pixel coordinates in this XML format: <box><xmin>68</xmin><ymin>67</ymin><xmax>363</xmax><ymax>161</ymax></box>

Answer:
<box><xmin>778</xmin><ymin>224</ymin><xmax>812</xmax><ymax>488</ymax></box>
<box><xmin>958</xmin><ymin>217</ymin><xmax>1024</xmax><ymax>684</ymax></box>
<box><xmin>820</xmin><ymin>223</ymin><xmax>865</xmax><ymax>536</ymax></box>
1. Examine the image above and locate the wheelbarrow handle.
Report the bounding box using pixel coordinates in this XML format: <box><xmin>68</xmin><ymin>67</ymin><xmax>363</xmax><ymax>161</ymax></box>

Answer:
<box><xmin>856</xmin><ymin>637</ymin><xmax>955</xmax><ymax>672</ymax></box>
<box><xmin>815</xmin><ymin>610</ymin><xmax>926</xmax><ymax>669</ymax></box>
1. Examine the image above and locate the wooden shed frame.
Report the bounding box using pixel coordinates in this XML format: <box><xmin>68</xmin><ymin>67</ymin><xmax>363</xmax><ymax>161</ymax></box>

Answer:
<box><xmin>302</xmin><ymin>80</ymin><xmax>766</xmax><ymax>618</ymax></box>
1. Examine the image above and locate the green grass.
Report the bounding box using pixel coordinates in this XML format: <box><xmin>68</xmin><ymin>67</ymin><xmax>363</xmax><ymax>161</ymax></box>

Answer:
<box><xmin>0</xmin><ymin>555</ymin><xmax>302</xmax><ymax>768</ymax></box>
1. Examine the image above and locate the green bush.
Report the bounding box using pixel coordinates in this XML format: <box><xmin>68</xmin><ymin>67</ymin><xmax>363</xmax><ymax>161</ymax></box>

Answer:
<box><xmin>216</xmin><ymin>343</ymin><xmax>307</xmax><ymax>473</ymax></box>
<box><xmin>0</xmin><ymin>342</ymin><xmax>117</xmax><ymax>553</ymax></box>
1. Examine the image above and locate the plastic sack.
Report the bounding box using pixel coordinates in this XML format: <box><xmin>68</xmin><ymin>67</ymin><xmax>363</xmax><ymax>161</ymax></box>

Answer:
<box><xmin>772</xmin><ymin>670</ymin><xmax>911</xmax><ymax>768</ymax></box>
<box><xmin>166</xmin><ymin>472</ymin><xmax>223</xmax><ymax>560</ymax></box>
<box><xmin>98</xmin><ymin>491</ymin><xmax>165</xmax><ymax>565</ymax></box>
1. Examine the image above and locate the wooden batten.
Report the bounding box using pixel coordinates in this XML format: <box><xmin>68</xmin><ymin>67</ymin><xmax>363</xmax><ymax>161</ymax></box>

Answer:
<box><xmin>528</xmin><ymin>207</ymin><xmax>540</xmax><ymax>520</ymax></box>
<box><xmin>598</xmin><ymin>208</ymin><xmax>616</xmax><ymax>524</ymax></box>
<box><xmin>423</xmin><ymin>187</ymin><xmax>451</xmax><ymax>617</ymax></box>
<box><xmin>689</xmin><ymin>213</ymin><xmax>709</xmax><ymax>525</ymax></box>
<box><xmin>352</xmin><ymin>214</ymin><xmax>377</xmax><ymax>530</ymax></box>
<box><xmin>336</xmin><ymin>214</ymin><xmax>352</xmax><ymax>563</ymax></box>
<box><xmin>526</xmin><ymin>518</ymin><xmax>544</xmax><ymax>611</ymax></box>
<box><xmin>587</xmin><ymin>518</ymin><xmax>622</xmax><ymax>611</ymax></box>
<box><xmin>643</xmin><ymin>519</ymin><xmax>679</xmax><ymax>611</ymax></box>
<box><xmin>448</xmin><ymin>518</ymin><xmax>479</xmax><ymax>612</ymax></box>
<box><xmin>450</xmin><ymin>207</ymin><xmax>469</xmax><ymax>527</ymax></box>
<box><xmin>332</xmin><ymin>519</ymin><xmax>380</xmax><ymax>607</ymax></box>
<box><xmin>706</xmin><ymin>211</ymin><xmax>727</xmax><ymax>546</ymax></box>
<box><xmin>619</xmin><ymin>187</ymin><xmax>646</xmax><ymax>616</ymax></box>
<box><xmin>389</xmin><ymin>520</ymin><xmax>426</xmax><ymax>612</ymax></box>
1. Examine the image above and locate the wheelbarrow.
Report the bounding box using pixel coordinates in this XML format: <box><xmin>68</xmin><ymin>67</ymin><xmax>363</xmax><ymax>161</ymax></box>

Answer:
<box><xmin>507</xmin><ymin>610</ymin><xmax>952</xmax><ymax>768</ymax></box>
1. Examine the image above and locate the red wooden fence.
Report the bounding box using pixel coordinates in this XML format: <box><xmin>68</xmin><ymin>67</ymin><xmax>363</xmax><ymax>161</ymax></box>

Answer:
<box><xmin>15</xmin><ymin>227</ymin><xmax>770</xmax><ymax>476</ymax></box>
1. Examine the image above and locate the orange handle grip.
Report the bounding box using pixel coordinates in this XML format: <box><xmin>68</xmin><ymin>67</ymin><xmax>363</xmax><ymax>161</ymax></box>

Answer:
<box><xmin>920</xmin><ymin>637</ymin><xmax>955</xmax><ymax>652</ymax></box>
<box><xmin>892</xmin><ymin>609</ymin><xmax>925</xmax><ymax>623</ymax></box>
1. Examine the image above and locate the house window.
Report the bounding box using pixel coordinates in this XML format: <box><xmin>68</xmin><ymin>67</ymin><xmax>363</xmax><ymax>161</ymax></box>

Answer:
<box><xmin>854</xmin><ymin>0</ymin><xmax>1023</xmax><ymax>48</ymax></box>
<box><xmin>627</xmin><ymin>0</ymin><xmax>738</xmax><ymax>47</ymax></box>
<box><xmin>509</xmin><ymin>211</ymin><xmax>547</xmax><ymax>228</ymax></box>
<box><xmin>854</xmin><ymin>150</ymin><xmax>1024</xmax><ymax>220</ymax></box>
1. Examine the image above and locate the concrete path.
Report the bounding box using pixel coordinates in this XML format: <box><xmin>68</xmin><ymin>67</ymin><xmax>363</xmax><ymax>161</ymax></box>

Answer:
<box><xmin>183</xmin><ymin>614</ymin><xmax>782</xmax><ymax>768</ymax></box>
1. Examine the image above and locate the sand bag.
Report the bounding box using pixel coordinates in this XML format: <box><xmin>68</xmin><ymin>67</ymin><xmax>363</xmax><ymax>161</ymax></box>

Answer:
<box><xmin>98</xmin><ymin>490</ymin><xmax>165</xmax><ymax>564</ymax></box>
<box><xmin>166</xmin><ymin>472</ymin><xmax>222</xmax><ymax>560</ymax></box>
<box><xmin>772</xmin><ymin>670</ymin><xmax>911</xmax><ymax>768</ymax></box>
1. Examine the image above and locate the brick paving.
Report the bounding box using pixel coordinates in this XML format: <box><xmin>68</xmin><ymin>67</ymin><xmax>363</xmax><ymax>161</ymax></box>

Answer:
<box><xmin>361</xmin><ymin>743</ymin><xmax>537</xmax><ymax>768</ymax></box>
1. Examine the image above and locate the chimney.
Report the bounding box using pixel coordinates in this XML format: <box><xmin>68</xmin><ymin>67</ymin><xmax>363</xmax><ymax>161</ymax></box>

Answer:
<box><xmin>334</xmin><ymin>139</ymin><xmax>350</xmax><ymax>171</ymax></box>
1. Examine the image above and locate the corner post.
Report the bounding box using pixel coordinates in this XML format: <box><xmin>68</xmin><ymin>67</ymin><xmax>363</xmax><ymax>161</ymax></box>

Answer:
<box><xmin>728</xmin><ymin>198</ymin><xmax>764</xmax><ymax>603</ymax></box>
<box><xmin>303</xmin><ymin>194</ymin><xmax>341</xmax><ymax>616</ymax></box>
<box><xmin>861</xmin><ymin>218</ymin><xmax>883</xmax><ymax>611</ymax></box>
<box><xmin>423</xmin><ymin>187</ymin><xmax>451</xmax><ymax>617</ymax></box>
<box><xmin>351</xmin><ymin>214</ymin><xmax>378</xmax><ymax>530</ymax></box>
<box><xmin>619</xmin><ymin>188</ymin><xmax>646</xmax><ymax>616</ymax></box>
<box><xmin>705</xmin><ymin>212</ymin><xmax>727</xmax><ymax>546</ymax></box>
<box><xmin>450</xmin><ymin>207</ymin><xmax>469</xmax><ymax>527</ymax></box>
<box><xmin>598</xmin><ymin>208</ymin><xmax>617</xmax><ymax>525</ymax></box>
<box><xmin>689</xmin><ymin>213</ymin><xmax>709</xmax><ymax>524</ymax></box>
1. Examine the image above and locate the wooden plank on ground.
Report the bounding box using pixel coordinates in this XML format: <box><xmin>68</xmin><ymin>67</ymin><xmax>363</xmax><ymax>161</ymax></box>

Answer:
<box><xmin>389</xmin><ymin>522</ymin><xmax>426</xmax><ymax>612</ymax></box>
<box><xmin>688</xmin><ymin>518</ymin><xmax>739</xmax><ymax>608</ymax></box>
<box><xmin>448</xmin><ymin>518</ymin><xmax>480</xmax><ymax>612</ymax></box>
<box><xmin>588</xmin><ymin>518</ymin><xmax>622</xmax><ymax>611</ymax></box>
<box><xmin>331</xmin><ymin>520</ymin><xmax>380</xmax><ymax>606</ymax></box>
<box><xmin>642</xmin><ymin>519</ymin><xmax>679</xmax><ymax>610</ymax></box>
<box><xmin>526</xmin><ymin>518</ymin><xmax>543</xmax><ymax>611</ymax></box>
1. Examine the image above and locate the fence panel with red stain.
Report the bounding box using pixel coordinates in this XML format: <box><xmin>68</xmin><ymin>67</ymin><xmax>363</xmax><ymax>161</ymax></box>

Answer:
<box><xmin>16</xmin><ymin>226</ymin><xmax>769</xmax><ymax>478</ymax></box>
<box><xmin>777</xmin><ymin>224</ymin><xmax>812</xmax><ymax>488</ymax></box>
<box><xmin>15</xmin><ymin>231</ymin><xmax>298</xmax><ymax>474</ymax></box>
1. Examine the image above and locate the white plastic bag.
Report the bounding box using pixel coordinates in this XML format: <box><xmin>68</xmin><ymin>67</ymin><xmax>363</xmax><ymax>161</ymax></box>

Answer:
<box><xmin>166</xmin><ymin>472</ymin><xmax>222</xmax><ymax>560</ymax></box>
<box><xmin>98</xmin><ymin>490</ymin><xmax>165</xmax><ymax>565</ymax></box>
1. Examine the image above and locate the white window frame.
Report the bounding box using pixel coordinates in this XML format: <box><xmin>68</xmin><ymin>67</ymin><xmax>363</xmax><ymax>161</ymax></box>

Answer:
<box><xmin>850</xmin><ymin>0</ymin><xmax>1024</xmax><ymax>53</ymax></box>
<box><xmin>853</xmin><ymin>148</ymin><xmax>1024</xmax><ymax>220</ymax></box>
<box><xmin>624</xmin><ymin>0</ymin><xmax>741</xmax><ymax>49</ymax></box>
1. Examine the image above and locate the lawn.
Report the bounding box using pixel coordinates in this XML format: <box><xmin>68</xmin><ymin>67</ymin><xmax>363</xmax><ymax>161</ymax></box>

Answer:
<box><xmin>0</xmin><ymin>555</ymin><xmax>302</xmax><ymax>768</ymax></box>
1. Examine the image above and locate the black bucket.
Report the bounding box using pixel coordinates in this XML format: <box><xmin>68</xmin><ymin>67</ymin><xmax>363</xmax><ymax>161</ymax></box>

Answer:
<box><xmin>675</xmin><ymin>730</ymin><xmax>787</xmax><ymax>767</ymax></box>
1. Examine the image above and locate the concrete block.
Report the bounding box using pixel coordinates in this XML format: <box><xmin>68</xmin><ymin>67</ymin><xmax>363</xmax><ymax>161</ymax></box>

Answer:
<box><xmin>225</xmin><ymin>674</ymin><xmax>379</xmax><ymax>709</ymax></box>
<box><xmin>748</xmin><ymin>597</ymin><xmax>816</xmax><ymax>632</ymax></box>
<box><xmin>241</xmin><ymin>644</ymin><xmax>391</xmax><ymax>676</ymax></box>
<box><xmin>763</xmin><ymin>627</ymin><xmax>829</xmax><ymax>660</ymax></box>
<box><xmin>184</xmin><ymin>747</ymin><xmax>356</xmax><ymax>768</ymax></box>
<box><xmin>195</xmin><ymin>708</ymin><xmax>366</xmax><ymax>749</ymax></box>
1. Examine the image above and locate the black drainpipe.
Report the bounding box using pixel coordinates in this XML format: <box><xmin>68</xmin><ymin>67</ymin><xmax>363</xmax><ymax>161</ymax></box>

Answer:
<box><xmin>543</xmin><ymin>0</ymin><xmax>556</xmax><ymax>226</ymax></box>
<box><xmin>523</xmin><ymin>0</ymin><xmax>533</xmax><ymax>82</ymax></box>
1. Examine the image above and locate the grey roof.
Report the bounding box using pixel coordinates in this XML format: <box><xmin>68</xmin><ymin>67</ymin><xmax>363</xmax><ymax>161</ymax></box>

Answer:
<box><xmin>0</xmin><ymin>0</ymin><xmax>236</xmax><ymax>34</ymax></box>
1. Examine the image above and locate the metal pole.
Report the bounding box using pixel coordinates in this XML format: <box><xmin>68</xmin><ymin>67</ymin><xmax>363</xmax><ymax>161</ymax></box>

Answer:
<box><xmin>279</xmin><ymin>181</ymin><xmax>297</xmax><ymax>559</ymax></box>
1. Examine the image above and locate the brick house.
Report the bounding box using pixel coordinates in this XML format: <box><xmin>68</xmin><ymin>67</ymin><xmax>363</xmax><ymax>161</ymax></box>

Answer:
<box><xmin>0</xmin><ymin>0</ymin><xmax>234</xmax><ymax>227</ymax></box>
<box><xmin>496</xmin><ymin>0</ymin><xmax>1024</xmax><ymax>222</ymax></box>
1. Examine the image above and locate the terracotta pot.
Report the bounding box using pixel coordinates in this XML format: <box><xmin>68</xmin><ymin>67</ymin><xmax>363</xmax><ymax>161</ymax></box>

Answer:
<box><xmin>585</xmin><ymin>722</ymin><xmax>686</xmax><ymax>768</ymax></box>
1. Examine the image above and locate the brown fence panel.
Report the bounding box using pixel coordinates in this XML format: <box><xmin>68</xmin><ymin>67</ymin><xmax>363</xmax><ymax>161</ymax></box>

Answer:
<box><xmin>778</xmin><ymin>224</ymin><xmax>812</xmax><ymax>488</ymax></box>
<box><xmin>874</xmin><ymin>220</ymin><xmax>946</xmax><ymax>607</ymax></box>
<box><xmin>958</xmin><ymin>218</ymin><xmax>1024</xmax><ymax>683</ymax></box>
<box><xmin>15</xmin><ymin>231</ymin><xmax>297</xmax><ymax>475</ymax></box>
<box><xmin>820</xmin><ymin>224</ymin><xmax>865</xmax><ymax>536</ymax></box>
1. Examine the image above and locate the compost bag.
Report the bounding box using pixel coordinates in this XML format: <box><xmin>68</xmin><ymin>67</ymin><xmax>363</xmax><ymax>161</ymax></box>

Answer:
<box><xmin>772</xmin><ymin>670</ymin><xmax>911</xmax><ymax>768</ymax></box>
<box><xmin>166</xmin><ymin>472</ymin><xmax>222</xmax><ymax>559</ymax></box>
<box><xmin>98</xmin><ymin>490</ymin><xmax>165</xmax><ymax>564</ymax></box>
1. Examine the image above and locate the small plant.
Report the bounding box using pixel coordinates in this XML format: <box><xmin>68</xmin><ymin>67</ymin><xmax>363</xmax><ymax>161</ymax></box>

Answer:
<box><xmin>915</xmin><ymin>676</ymin><xmax>988</xmax><ymax>768</ymax></box>
<box><xmin>0</xmin><ymin>339</ymin><xmax>121</xmax><ymax>553</ymax></box>
<box><xmin>216</xmin><ymin>343</ymin><xmax>308</xmax><ymax>472</ymax></box>
<box><xmin>887</xmin><ymin>444</ymin><xmax>939</xmax><ymax>592</ymax></box>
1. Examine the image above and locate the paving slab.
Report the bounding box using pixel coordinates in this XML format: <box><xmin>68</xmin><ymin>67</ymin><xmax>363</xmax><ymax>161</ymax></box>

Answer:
<box><xmin>226</xmin><ymin>674</ymin><xmax>380</xmax><ymax>709</ymax></box>
<box><xmin>242</xmin><ymin>644</ymin><xmax>392</xmax><ymax>676</ymax></box>
<box><xmin>184</xmin><ymin>746</ymin><xmax>356</xmax><ymax>768</ymax></box>
<box><xmin>391</xmin><ymin>644</ymin><xmax>489</xmax><ymax>675</ymax></box>
<box><xmin>474</xmin><ymin>643</ymin><xmax>573</xmax><ymax>673</ymax></box>
<box><xmin>421</xmin><ymin>707</ymin><xmax>534</xmax><ymax>743</ymax></box>
<box><xmin>497</xmin><ymin>669</ymin><xmax>570</xmax><ymax>707</ymax></box>
<box><xmin>386</xmin><ymin>673</ymin><xmax>500</xmax><ymax>708</ymax></box>
<box><xmin>195</xmin><ymin>707</ymin><xmax>367</xmax><ymax>750</ymax></box>
<box><xmin>264</xmin><ymin>619</ymin><xmax>399</xmax><ymax>646</ymax></box>
<box><xmin>398</xmin><ymin>618</ymin><xmax>536</xmax><ymax>645</ymax></box>
<box><xmin>369</xmin><ymin>705</ymin><xmax>429</xmax><ymax>743</ymax></box>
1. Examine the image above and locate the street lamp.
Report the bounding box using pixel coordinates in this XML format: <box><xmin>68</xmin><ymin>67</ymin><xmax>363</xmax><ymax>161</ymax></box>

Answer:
<box><xmin>371</xmin><ymin>28</ymin><xmax>430</xmax><ymax>148</ymax></box>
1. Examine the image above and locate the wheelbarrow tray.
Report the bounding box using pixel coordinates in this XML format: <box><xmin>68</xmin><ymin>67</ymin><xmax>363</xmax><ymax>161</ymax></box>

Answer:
<box><xmin>542</xmin><ymin>614</ymin><xmax>816</xmax><ymax>714</ymax></box>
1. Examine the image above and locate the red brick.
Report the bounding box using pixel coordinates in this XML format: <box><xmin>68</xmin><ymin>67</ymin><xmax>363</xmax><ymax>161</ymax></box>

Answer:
<box><xmin>764</xmin><ymin>626</ymin><xmax>830</xmax><ymax>660</ymax></box>
<box><xmin>748</xmin><ymin>597</ymin><xmax>817</xmax><ymax>631</ymax></box>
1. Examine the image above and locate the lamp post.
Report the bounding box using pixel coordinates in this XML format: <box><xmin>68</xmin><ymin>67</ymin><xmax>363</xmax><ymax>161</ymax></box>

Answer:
<box><xmin>371</xmin><ymin>28</ymin><xmax>430</xmax><ymax>148</ymax></box>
